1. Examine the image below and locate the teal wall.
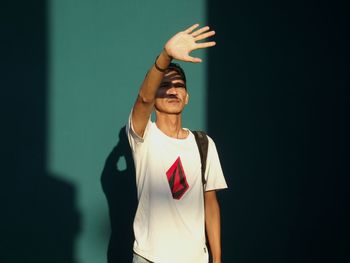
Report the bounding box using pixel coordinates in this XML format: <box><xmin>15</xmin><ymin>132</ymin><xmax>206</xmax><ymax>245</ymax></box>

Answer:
<box><xmin>48</xmin><ymin>1</ymin><xmax>207</xmax><ymax>262</ymax></box>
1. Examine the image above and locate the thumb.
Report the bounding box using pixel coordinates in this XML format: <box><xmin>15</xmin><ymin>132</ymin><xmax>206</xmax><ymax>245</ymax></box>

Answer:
<box><xmin>184</xmin><ymin>55</ymin><xmax>202</xmax><ymax>63</ymax></box>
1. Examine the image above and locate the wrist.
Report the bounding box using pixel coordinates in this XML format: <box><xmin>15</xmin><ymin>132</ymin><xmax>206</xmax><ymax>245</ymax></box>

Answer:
<box><xmin>161</xmin><ymin>48</ymin><xmax>172</xmax><ymax>61</ymax></box>
<box><xmin>154</xmin><ymin>50</ymin><xmax>172</xmax><ymax>72</ymax></box>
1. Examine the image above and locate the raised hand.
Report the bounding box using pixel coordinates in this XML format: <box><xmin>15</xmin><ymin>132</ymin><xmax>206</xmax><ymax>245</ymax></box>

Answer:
<box><xmin>164</xmin><ymin>24</ymin><xmax>216</xmax><ymax>63</ymax></box>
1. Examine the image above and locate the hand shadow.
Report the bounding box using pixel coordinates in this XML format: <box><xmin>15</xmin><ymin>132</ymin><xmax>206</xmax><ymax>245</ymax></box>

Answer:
<box><xmin>101</xmin><ymin>126</ymin><xmax>138</xmax><ymax>263</ymax></box>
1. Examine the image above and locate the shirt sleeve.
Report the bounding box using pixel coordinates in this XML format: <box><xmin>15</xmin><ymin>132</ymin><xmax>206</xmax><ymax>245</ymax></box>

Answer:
<box><xmin>204</xmin><ymin>136</ymin><xmax>228</xmax><ymax>192</ymax></box>
<box><xmin>125</xmin><ymin>108</ymin><xmax>152</xmax><ymax>152</ymax></box>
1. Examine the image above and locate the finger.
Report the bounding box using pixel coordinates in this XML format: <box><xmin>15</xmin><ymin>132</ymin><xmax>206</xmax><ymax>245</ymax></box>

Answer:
<box><xmin>191</xmin><ymin>26</ymin><xmax>210</xmax><ymax>37</ymax></box>
<box><xmin>194</xmin><ymin>30</ymin><xmax>216</xmax><ymax>41</ymax></box>
<box><xmin>194</xmin><ymin>41</ymin><xmax>216</xmax><ymax>50</ymax></box>
<box><xmin>183</xmin><ymin>55</ymin><xmax>202</xmax><ymax>63</ymax></box>
<box><xmin>184</xmin><ymin>23</ymin><xmax>200</xmax><ymax>33</ymax></box>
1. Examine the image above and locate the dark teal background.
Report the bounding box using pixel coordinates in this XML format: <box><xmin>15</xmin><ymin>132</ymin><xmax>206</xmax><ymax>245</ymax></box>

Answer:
<box><xmin>207</xmin><ymin>1</ymin><xmax>348</xmax><ymax>262</ymax></box>
<box><xmin>1</xmin><ymin>0</ymin><xmax>348</xmax><ymax>263</ymax></box>
<box><xmin>2</xmin><ymin>1</ymin><xmax>80</xmax><ymax>263</ymax></box>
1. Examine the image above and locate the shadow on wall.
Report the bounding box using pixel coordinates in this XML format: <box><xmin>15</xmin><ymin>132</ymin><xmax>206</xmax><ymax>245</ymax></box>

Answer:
<box><xmin>101</xmin><ymin>126</ymin><xmax>138</xmax><ymax>263</ymax></box>
<box><xmin>2</xmin><ymin>172</ymin><xmax>80</xmax><ymax>263</ymax></box>
<box><xmin>1</xmin><ymin>1</ymin><xmax>80</xmax><ymax>263</ymax></box>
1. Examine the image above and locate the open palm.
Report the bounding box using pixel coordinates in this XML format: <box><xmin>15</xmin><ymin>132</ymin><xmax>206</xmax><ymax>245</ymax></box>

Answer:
<box><xmin>164</xmin><ymin>24</ymin><xmax>216</xmax><ymax>63</ymax></box>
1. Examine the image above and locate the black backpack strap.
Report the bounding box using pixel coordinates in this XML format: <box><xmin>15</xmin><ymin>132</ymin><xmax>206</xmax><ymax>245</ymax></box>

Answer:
<box><xmin>192</xmin><ymin>130</ymin><xmax>209</xmax><ymax>190</ymax></box>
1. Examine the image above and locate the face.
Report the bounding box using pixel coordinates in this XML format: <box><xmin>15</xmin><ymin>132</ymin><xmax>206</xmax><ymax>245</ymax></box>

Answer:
<box><xmin>155</xmin><ymin>70</ymin><xmax>189</xmax><ymax>115</ymax></box>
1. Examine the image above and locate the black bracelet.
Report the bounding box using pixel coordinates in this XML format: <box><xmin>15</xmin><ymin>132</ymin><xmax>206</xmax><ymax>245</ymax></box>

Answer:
<box><xmin>154</xmin><ymin>55</ymin><xmax>167</xmax><ymax>72</ymax></box>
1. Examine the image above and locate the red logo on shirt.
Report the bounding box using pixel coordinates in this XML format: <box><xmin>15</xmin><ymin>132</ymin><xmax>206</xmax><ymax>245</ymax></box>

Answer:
<box><xmin>166</xmin><ymin>157</ymin><xmax>189</xmax><ymax>200</ymax></box>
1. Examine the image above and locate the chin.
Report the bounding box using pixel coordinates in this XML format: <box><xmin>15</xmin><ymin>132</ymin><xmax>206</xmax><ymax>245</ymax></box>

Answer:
<box><xmin>156</xmin><ymin>107</ymin><xmax>183</xmax><ymax>115</ymax></box>
<box><xmin>165</xmin><ymin>110</ymin><xmax>183</xmax><ymax>115</ymax></box>
<box><xmin>155</xmin><ymin>104</ymin><xmax>185</xmax><ymax>115</ymax></box>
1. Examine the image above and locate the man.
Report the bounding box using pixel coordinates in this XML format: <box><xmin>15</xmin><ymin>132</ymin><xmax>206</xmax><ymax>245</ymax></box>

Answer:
<box><xmin>126</xmin><ymin>24</ymin><xmax>227</xmax><ymax>263</ymax></box>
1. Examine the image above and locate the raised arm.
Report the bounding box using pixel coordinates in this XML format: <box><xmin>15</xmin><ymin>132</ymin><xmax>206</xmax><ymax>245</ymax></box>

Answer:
<box><xmin>131</xmin><ymin>24</ymin><xmax>216</xmax><ymax>137</ymax></box>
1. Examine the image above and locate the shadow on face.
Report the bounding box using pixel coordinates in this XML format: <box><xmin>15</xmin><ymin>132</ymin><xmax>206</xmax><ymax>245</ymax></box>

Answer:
<box><xmin>156</xmin><ymin>70</ymin><xmax>187</xmax><ymax>99</ymax></box>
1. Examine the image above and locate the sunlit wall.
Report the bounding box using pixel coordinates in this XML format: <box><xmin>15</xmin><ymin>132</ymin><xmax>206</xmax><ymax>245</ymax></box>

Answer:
<box><xmin>48</xmin><ymin>1</ymin><xmax>207</xmax><ymax>262</ymax></box>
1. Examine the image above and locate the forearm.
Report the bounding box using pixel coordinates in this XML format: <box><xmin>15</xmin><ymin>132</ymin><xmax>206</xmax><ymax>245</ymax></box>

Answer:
<box><xmin>138</xmin><ymin>49</ymin><xmax>172</xmax><ymax>102</ymax></box>
<box><xmin>132</xmin><ymin>50</ymin><xmax>171</xmax><ymax>136</ymax></box>
<box><xmin>205</xmin><ymin>191</ymin><xmax>222</xmax><ymax>263</ymax></box>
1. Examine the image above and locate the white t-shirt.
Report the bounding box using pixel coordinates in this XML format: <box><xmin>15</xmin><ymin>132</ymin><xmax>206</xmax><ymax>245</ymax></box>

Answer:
<box><xmin>126</xmin><ymin>112</ymin><xmax>227</xmax><ymax>263</ymax></box>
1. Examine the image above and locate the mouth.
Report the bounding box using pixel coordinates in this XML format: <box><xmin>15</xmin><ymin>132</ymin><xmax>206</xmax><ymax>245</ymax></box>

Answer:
<box><xmin>167</xmin><ymin>98</ymin><xmax>181</xmax><ymax>103</ymax></box>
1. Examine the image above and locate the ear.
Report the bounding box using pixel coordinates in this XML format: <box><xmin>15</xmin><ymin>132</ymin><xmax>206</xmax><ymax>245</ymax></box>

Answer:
<box><xmin>185</xmin><ymin>93</ymin><xmax>189</xmax><ymax>105</ymax></box>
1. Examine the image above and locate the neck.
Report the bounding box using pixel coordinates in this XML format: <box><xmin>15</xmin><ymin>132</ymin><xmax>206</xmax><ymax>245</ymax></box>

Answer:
<box><xmin>155</xmin><ymin>112</ymin><xmax>187</xmax><ymax>139</ymax></box>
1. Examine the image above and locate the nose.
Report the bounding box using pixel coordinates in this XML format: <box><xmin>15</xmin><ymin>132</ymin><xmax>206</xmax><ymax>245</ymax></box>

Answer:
<box><xmin>166</xmin><ymin>86</ymin><xmax>177</xmax><ymax>95</ymax></box>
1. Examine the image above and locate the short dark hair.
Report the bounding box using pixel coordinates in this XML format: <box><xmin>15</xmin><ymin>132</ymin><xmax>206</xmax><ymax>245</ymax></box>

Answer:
<box><xmin>165</xmin><ymin>63</ymin><xmax>187</xmax><ymax>84</ymax></box>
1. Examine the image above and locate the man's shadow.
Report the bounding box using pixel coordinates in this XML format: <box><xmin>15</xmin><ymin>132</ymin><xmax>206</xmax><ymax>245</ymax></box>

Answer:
<box><xmin>101</xmin><ymin>126</ymin><xmax>138</xmax><ymax>263</ymax></box>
